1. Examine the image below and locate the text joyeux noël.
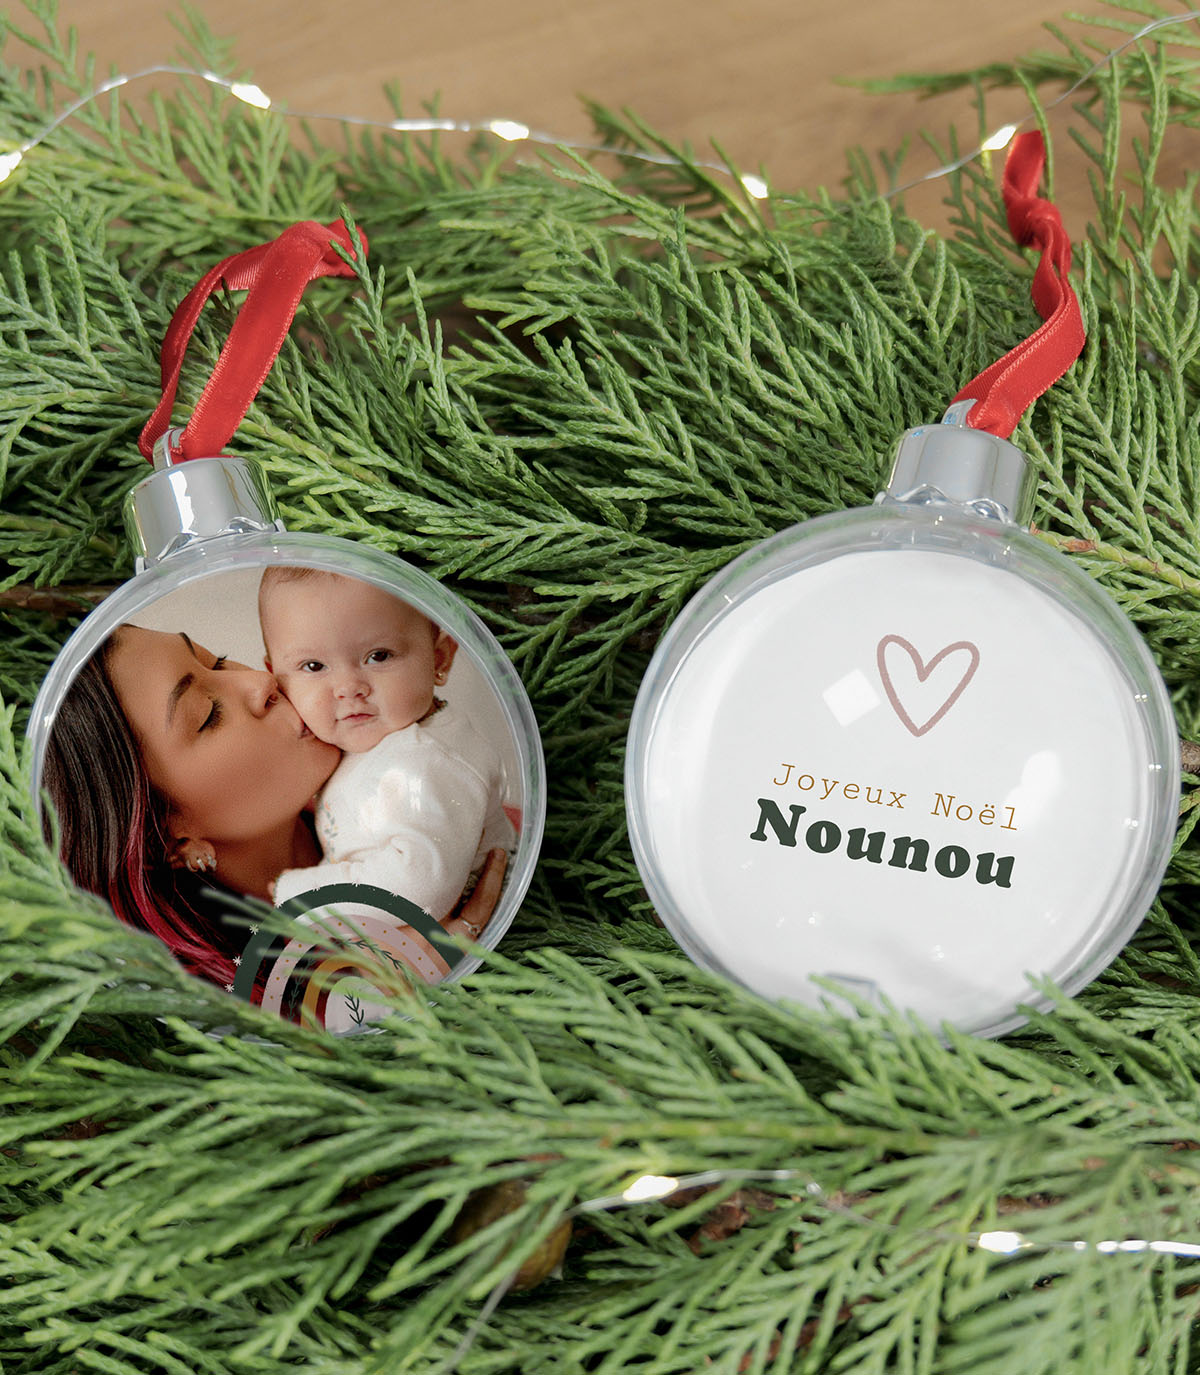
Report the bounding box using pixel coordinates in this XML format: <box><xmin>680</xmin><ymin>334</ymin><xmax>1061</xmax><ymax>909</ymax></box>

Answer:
<box><xmin>770</xmin><ymin>763</ymin><xmax>1017</xmax><ymax>831</ymax></box>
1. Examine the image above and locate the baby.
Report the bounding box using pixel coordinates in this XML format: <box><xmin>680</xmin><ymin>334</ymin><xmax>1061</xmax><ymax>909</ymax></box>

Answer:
<box><xmin>260</xmin><ymin>567</ymin><xmax>515</xmax><ymax>925</ymax></box>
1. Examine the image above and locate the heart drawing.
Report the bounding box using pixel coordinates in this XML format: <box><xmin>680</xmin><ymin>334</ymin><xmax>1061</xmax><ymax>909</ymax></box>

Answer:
<box><xmin>876</xmin><ymin>635</ymin><xmax>980</xmax><ymax>737</ymax></box>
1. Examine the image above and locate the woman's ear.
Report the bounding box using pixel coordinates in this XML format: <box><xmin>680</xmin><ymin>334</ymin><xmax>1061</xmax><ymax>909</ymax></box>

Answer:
<box><xmin>432</xmin><ymin>632</ymin><xmax>459</xmax><ymax>686</ymax></box>
<box><xmin>167</xmin><ymin>835</ymin><xmax>217</xmax><ymax>873</ymax></box>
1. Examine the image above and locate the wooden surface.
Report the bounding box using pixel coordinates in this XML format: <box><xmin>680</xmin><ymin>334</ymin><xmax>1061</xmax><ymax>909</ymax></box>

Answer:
<box><xmin>19</xmin><ymin>1</ymin><xmax>1122</xmax><ymax>219</ymax></box>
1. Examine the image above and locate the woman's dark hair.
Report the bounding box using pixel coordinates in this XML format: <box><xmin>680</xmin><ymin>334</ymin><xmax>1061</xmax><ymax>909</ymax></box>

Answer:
<box><xmin>40</xmin><ymin>631</ymin><xmax>244</xmax><ymax>987</ymax></box>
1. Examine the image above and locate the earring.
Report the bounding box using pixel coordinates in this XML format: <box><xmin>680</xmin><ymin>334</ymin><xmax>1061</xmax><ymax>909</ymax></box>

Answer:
<box><xmin>168</xmin><ymin>837</ymin><xmax>217</xmax><ymax>874</ymax></box>
<box><xmin>434</xmin><ymin>669</ymin><xmax>447</xmax><ymax>685</ymax></box>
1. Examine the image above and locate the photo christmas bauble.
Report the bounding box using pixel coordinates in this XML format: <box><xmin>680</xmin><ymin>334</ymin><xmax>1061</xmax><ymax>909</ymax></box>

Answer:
<box><xmin>28</xmin><ymin>453</ymin><xmax>545</xmax><ymax>1033</ymax></box>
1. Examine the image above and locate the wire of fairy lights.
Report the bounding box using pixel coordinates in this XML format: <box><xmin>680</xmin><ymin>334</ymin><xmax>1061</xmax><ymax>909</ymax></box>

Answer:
<box><xmin>0</xmin><ymin>8</ymin><xmax>1198</xmax><ymax>201</ymax></box>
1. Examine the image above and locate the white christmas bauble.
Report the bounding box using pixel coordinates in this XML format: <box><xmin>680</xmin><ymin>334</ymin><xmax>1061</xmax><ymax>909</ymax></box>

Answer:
<box><xmin>625</xmin><ymin>413</ymin><xmax>1178</xmax><ymax>1037</ymax></box>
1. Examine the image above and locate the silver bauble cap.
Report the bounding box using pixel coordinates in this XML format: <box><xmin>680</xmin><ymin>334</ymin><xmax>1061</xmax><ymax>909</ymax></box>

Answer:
<box><xmin>124</xmin><ymin>436</ymin><xmax>284</xmax><ymax>570</ymax></box>
<box><xmin>880</xmin><ymin>400</ymin><xmax>1036</xmax><ymax>526</ymax></box>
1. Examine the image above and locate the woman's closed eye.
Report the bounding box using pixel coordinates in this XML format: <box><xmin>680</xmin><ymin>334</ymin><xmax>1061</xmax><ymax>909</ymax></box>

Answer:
<box><xmin>197</xmin><ymin>658</ymin><xmax>228</xmax><ymax>733</ymax></box>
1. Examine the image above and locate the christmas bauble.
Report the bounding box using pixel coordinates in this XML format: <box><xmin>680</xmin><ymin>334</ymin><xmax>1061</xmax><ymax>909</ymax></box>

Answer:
<box><xmin>28</xmin><ymin>451</ymin><xmax>545</xmax><ymax>1032</ymax></box>
<box><xmin>625</xmin><ymin>411</ymin><xmax>1178</xmax><ymax>1037</ymax></box>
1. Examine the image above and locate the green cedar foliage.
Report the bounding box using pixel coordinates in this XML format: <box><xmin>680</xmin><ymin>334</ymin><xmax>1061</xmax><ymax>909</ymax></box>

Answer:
<box><xmin>2</xmin><ymin>2</ymin><xmax>1200</xmax><ymax>1371</ymax></box>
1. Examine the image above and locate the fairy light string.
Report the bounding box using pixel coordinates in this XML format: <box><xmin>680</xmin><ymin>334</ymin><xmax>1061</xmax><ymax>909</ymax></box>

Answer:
<box><xmin>592</xmin><ymin>1167</ymin><xmax>1200</xmax><ymax>1258</ymax></box>
<box><xmin>1</xmin><ymin>9</ymin><xmax>1199</xmax><ymax>201</ymax></box>
<box><xmin>439</xmin><ymin>1165</ymin><xmax>1200</xmax><ymax>1373</ymax></box>
<box><xmin>0</xmin><ymin>61</ymin><xmax>772</xmax><ymax>198</ymax></box>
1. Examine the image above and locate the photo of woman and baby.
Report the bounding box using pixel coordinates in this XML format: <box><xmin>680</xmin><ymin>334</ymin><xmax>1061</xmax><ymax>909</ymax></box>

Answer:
<box><xmin>41</xmin><ymin>564</ymin><xmax>522</xmax><ymax>1028</ymax></box>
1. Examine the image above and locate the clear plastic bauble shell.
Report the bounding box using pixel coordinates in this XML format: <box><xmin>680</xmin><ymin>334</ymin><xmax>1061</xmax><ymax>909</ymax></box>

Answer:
<box><xmin>625</xmin><ymin>417</ymin><xmax>1179</xmax><ymax>1038</ymax></box>
<box><xmin>28</xmin><ymin>455</ymin><xmax>545</xmax><ymax>1033</ymax></box>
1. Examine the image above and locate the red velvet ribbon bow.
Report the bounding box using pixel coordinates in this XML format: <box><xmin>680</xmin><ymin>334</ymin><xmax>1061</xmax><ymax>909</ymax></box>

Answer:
<box><xmin>139</xmin><ymin>218</ymin><xmax>367</xmax><ymax>462</ymax></box>
<box><xmin>952</xmin><ymin>131</ymin><xmax>1085</xmax><ymax>438</ymax></box>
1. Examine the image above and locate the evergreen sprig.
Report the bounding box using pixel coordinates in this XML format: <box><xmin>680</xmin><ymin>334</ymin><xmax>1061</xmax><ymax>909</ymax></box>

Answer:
<box><xmin>4</xmin><ymin>2</ymin><xmax>1200</xmax><ymax>1371</ymax></box>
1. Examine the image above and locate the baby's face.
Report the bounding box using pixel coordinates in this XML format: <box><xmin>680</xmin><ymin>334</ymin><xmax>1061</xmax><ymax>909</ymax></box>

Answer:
<box><xmin>261</xmin><ymin>575</ymin><xmax>457</xmax><ymax>754</ymax></box>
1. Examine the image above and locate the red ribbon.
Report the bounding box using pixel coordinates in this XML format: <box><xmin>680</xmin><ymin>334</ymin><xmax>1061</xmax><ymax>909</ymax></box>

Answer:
<box><xmin>952</xmin><ymin>131</ymin><xmax>1084</xmax><ymax>438</ymax></box>
<box><xmin>138</xmin><ymin>219</ymin><xmax>367</xmax><ymax>462</ymax></box>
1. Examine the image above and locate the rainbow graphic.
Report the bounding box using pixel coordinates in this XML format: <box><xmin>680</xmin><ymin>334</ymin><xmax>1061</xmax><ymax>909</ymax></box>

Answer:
<box><xmin>233</xmin><ymin>884</ymin><xmax>467</xmax><ymax>1031</ymax></box>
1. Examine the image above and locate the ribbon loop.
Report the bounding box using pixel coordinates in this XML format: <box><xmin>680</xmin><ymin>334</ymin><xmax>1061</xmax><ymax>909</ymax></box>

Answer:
<box><xmin>139</xmin><ymin>218</ymin><xmax>367</xmax><ymax>462</ymax></box>
<box><xmin>952</xmin><ymin>132</ymin><xmax>1084</xmax><ymax>439</ymax></box>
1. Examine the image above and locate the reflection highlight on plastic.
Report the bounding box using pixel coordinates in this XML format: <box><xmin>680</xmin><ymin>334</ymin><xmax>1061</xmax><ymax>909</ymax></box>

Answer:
<box><xmin>1007</xmin><ymin>749</ymin><xmax>1061</xmax><ymax>831</ymax></box>
<box><xmin>822</xmin><ymin>668</ymin><xmax>881</xmax><ymax>727</ymax></box>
